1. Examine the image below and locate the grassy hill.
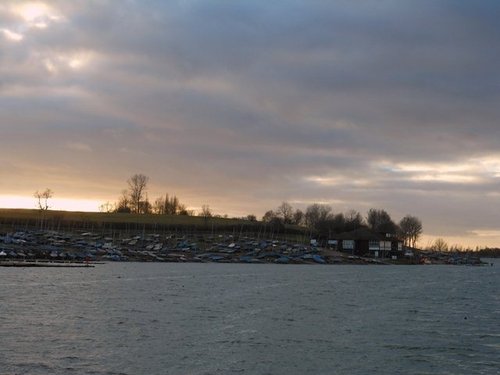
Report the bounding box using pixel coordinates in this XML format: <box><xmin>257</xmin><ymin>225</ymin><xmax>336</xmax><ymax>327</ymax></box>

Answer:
<box><xmin>0</xmin><ymin>208</ymin><xmax>309</xmax><ymax>241</ymax></box>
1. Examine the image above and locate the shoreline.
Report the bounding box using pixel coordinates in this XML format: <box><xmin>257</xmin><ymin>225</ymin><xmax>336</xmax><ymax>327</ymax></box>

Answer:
<box><xmin>0</xmin><ymin>229</ymin><xmax>486</xmax><ymax>266</ymax></box>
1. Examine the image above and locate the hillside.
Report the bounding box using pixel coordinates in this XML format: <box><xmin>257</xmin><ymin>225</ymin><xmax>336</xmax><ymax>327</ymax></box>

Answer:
<box><xmin>0</xmin><ymin>208</ymin><xmax>308</xmax><ymax>241</ymax></box>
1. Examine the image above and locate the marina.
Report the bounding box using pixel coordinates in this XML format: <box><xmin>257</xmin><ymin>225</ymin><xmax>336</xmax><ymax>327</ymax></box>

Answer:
<box><xmin>0</xmin><ymin>229</ymin><xmax>486</xmax><ymax>266</ymax></box>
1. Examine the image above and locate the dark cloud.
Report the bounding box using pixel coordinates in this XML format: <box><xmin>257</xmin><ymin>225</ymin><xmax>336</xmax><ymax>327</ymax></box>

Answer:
<box><xmin>1</xmin><ymin>0</ymin><xmax>500</xmax><ymax>246</ymax></box>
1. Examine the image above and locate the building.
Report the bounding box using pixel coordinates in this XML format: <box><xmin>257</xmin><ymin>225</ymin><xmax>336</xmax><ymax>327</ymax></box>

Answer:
<box><xmin>332</xmin><ymin>228</ymin><xmax>403</xmax><ymax>258</ymax></box>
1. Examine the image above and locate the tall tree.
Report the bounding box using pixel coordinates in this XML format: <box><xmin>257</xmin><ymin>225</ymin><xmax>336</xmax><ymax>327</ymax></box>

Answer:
<box><xmin>367</xmin><ymin>209</ymin><xmax>397</xmax><ymax>234</ymax></box>
<box><xmin>262</xmin><ymin>210</ymin><xmax>278</xmax><ymax>223</ymax></box>
<box><xmin>344</xmin><ymin>210</ymin><xmax>364</xmax><ymax>231</ymax></box>
<box><xmin>162</xmin><ymin>193</ymin><xmax>181</xmax><ymax>215</ymax></box>
<box><xmin>331</xmin><ymin>213</ymin><xmax>346</xmax><ymax>233</ymax></box>
<box><xmin>305</xmin><ymin>204</ymin><xmax>332</xmax><ymax>230</ymax></box>
<box><xmin>127</xmin><ymin>174</ymin><xmax>149</xmax><ymax>213</ymax></box>
<box><xmin>399</xmin><ymin>215</ymin><xmax>423</xmax><ymax>248</ymax></box>
<box><xmin>292</xmin><ymin>209</ymin><xmax>304</xmax><ymax>226</ymax></box>
<box><xmin>276</xmin><ymin>202</ymin><xmax>294</xmax><ymax>224</ymax></box>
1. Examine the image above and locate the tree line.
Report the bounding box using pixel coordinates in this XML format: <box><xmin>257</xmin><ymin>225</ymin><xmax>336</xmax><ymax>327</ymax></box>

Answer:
<box><xmin>100</xmin><ymin>173</ymin><xmax>209</xmax><ymax>217</ymax></box>
<box><xmin>262</xmin><ymin>202</ymin><xmax>423</xmax><ymax>248</ymax></box>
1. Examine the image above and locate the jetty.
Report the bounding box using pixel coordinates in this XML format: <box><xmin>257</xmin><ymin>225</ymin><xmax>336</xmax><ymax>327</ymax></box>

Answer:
<box><xmin>0</xmin><ymin>260</ymin><xmax>94</xmax><ymax>268</ymax></box>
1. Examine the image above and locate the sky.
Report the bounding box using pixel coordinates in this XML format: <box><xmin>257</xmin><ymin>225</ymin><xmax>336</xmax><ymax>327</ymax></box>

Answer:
<box><xmin>1</xmin><ymin>1</ymin><xmax>500</xmax><ymax>248</ymax></box>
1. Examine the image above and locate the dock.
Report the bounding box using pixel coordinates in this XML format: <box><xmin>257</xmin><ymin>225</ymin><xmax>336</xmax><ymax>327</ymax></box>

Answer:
<box><xmin>0</xmin><ymin>261</ymin><xmax>95</xmax><ymax>268</ymax></box>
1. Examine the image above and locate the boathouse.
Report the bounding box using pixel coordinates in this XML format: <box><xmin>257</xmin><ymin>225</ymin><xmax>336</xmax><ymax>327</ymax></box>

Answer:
<box><xmin>332</xmin><ymin>228</ymin><xmax>403</xmax><ymax>258</ymax></box>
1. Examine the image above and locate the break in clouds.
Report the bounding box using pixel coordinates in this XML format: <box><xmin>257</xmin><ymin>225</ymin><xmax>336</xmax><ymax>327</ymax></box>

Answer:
<box><xmin>1</xmin><ymin>1</ymin><xmax>500</xmax><ymax>245</ymax></box>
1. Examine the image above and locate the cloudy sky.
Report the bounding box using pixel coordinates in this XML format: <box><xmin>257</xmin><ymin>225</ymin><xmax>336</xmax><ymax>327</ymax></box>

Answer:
<box><xmin>1</xmin><ymin>0</ymin><xmax>499</xmax><ymax>247</ymax></box>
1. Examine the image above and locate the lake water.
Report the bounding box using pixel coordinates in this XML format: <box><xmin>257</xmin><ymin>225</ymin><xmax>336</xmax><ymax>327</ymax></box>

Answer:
<box><xmin>1</xmin><ymin>261</ymin><xmax>499</xmax><ymax>375</ymax></box>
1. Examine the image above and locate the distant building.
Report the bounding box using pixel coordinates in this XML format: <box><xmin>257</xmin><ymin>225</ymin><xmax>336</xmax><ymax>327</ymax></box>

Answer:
<box><xmin>332</xmin><ymin>228</ymin><xmax>403</xmax><ymax>258</ymax></box>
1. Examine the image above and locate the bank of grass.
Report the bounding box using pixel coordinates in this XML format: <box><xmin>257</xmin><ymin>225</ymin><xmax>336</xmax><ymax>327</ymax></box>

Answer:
<box><xmin>0</xmin><ymin>208</ymin><xmax>249</xmax><ymax>227</ymax></box>
<box><xmin>0</xmin><ymin>208</ymin><xmax>310</xmax><ymax>242</ymax></box>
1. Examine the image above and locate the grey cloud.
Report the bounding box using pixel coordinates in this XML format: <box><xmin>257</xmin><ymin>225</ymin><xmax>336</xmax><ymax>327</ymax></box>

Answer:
<box><xmin>1</xmin><ymin>0</ymin><xmax>500</xmax><ymax>245</ymax></box>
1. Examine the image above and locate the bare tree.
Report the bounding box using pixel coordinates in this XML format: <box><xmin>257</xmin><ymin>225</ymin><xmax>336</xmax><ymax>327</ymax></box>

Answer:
<box><xmin>262</xmin><ymin>210</ymin><xmax>277</xmax><ymax>223</ymax></box>
<box><xmin>116</xmin><ymin>189</ymin><xmax>131</xmax><ymax>213</ymax></box>
<box><xmin>127</xmin><ymin>174</ymin><xmax>149</xmax><ymax>213</ymax></box>
<box><xmin>276</xmin><ymin>202</ymin><xmax>294</xmax><ymax>224</ymax></box>
<box><xmin>138</xmin><ymin>195</ymin><xmax>152</xmax><ymax>214</ymax></box>
<box><xmin>399</xmin><ymin>215</ymin><xmax>423</xmax><ymax>248</ymax></box>
<box><xmin>99</xmin><ymin>201</ymin><xmax>114</xmax><ymax>213</ymax></box>
<box><xmin>246</xmin><ymin>214</ymin><xmax>257</xmax><ymax>222</ymax></box>
<box><xmin>305</xmin><ymin>204</ymin><xmax>332</xmax><ymax>229</ymax></box>
<box><xmin>344</xmin><ymin>209</ymin><xmax>364</xmax><ymax>231</ymax></box>
<box><xmin>164</xmin><ymin>194</ymin><xmax>180</xmax><ymax>215</ymax></box>
<box><xmin>432</xmin><ymin>238</ymin><xmax>449</xmax><ymax>252</ymax></box>
<box><xmin>153</xmin><ymin>196</ymin><xmax>165</xmax><ymax>214</ymax></box>
<box><xmin>199</xmin><ymin>204</ymin><xmax>212</xmax><ymax>219</ymax></box>
<box><xmin>177</xmin><ymin>204</ymin><xmax>191</xmax><ymax>216</ymax></box>
<box><xmin>292</xmin><ymin>209</ymin><xmax>304</xmax><ymax>225</ymax></box>
<box><xmin>34</xmin><ymin>188</ymin><xmax>53</xmax><ymax>211</ymax></box>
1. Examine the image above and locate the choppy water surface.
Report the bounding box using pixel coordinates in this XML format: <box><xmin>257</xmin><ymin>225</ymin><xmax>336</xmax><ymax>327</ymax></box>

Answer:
<box><xmin>1</xmin><ymin>261</ymin><xmax>499</xmax><ymax>375</ymax></box>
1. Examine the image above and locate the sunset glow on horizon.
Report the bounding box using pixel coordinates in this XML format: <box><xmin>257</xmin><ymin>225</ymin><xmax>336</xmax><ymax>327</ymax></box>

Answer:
<box><xmin>0</xmin><ymin>195</ymin><xmax>102</xmax><ymax>212</ymax></box>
